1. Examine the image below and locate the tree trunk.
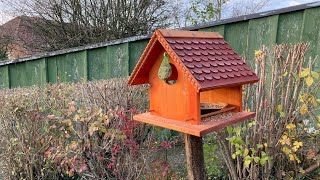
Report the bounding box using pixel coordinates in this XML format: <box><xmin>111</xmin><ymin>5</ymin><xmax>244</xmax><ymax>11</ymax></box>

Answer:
<box><xmin>184</xmin><ymin>134</ymin><xmax>206</xmax><ymax>180</ymax></box>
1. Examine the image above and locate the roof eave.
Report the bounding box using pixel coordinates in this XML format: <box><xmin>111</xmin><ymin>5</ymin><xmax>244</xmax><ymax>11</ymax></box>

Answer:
<box><xmin>199</xmin><ymin>78</ymin><xmax>259</xmax><ymax>92</ymax></box>
<box><xmin>128</xmin><ymin>33</ymin><xmax>158</xmax><ymax>85</ymax></box>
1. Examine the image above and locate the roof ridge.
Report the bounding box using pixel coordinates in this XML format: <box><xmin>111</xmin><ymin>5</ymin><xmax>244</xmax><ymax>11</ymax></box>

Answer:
<box><xmin>158</xmin><ymin>29</ymin><xmax>223</xmax><ymax>39</ymax></box>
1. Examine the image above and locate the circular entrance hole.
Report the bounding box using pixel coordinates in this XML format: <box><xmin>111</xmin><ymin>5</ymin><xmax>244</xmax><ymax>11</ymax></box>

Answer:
<box><xmin>158</xmin><ymin>63</ymin><xmax>178</xmax><ymax>85</ymax></box>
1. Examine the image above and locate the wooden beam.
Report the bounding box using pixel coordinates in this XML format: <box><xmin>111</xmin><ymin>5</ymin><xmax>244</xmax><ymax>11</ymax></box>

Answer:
<box><xmin>158</xmin><ymin>29</ymin><xmax>223</xmax><ymax>39</ymax></box>
<box><xmin>184</xmin><ymin>134</ymin><xmax>206</xmax><ymax>180</ymax></box>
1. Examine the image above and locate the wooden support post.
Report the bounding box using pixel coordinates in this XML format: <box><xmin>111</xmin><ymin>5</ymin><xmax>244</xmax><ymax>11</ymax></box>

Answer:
<box><xmin>184</xmin><ymin>134</ymin><xmax>205</xmax><ymax>180</ymax></box>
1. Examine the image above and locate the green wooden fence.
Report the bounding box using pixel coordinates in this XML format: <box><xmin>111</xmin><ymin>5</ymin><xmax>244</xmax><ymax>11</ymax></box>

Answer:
<box><xmin>0</xmin><ymin>2</ymin><xmax>320</xmax><ymax>89</ymax></box>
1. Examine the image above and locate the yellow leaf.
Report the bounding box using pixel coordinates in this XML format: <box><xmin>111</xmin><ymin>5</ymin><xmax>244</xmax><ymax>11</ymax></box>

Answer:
<box><xmin>277</xmin><ymin>105</ymin><xmax>283</xmax><ymax>112</ymax></box>
<box><xmin>286</xmin><ymin>123</ymin><xmax>296</xmax><ymax>129</ymax></box>
<box><xmin>282</xmin><ymin>147</ymin><xmax>291</xmax><ymax>155</ymax></box>
<box><xmin>306</xmin><ymin>75</ymin><xmax>314</xmax><ymax>87</ymax></box>
<box><xmin>293</xmin><ymin>141</ymin><xmax>303</xmax><ymax>152</ymax></box>
<box><xmin>73</xmin><ymin>114</ymin><xmax>80</xmax><ymax>122</ymax></box>
<box><xmin>279</xmin><ymin>135</ymin><xmax>291</xmax><ymax>145</ymax></box>
<box><xmin>70</xmin><ymin>141</ymin><xmax>78</xmax><ymax>150</ymax></box>
<box><xmin>299</xmin><ymin>168</ymin><xmax>305</xmax><ymax>174</ymax></box>
<box><xmin>232</xmin><ymin>154</ymin><xmax>236</xmax><ymax>159</ymax></box>
<box><xmin>300</xmin><ymin>104</ymin><xmax>308</xmax><ymax>115</ymax></box>
<box><xmin>243</xmin><ymin>148</ymin><xmax>249</xmax><ymax>156</ymax></box>
<box><xmin>254</xmin><ymin>50</ymin><xmax>264</xmax><ymax>62</ymax></box>
<box><xmin>289</xmin><ymin>154</ymin><xmax>295</xmax><ymax>161</ymax></box>
<box><xmin>244</xmin><ymin>157</ymin><xmax>251</xmax><ymax>168</ymax></box>
<box><xmin>300</xmin><ymin>69</ymin><xmax>309</xmax><ymax>78</ymax></box>
<box><xmin>264</xmin><ymin>143</ymin><xmax>268</xmax><ymax>148</ymax></box>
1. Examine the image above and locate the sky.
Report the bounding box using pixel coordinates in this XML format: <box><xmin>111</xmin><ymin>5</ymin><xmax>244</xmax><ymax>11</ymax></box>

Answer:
<box><xmin>0</xmin><ymin>0</ymin><xmax>319</xmax><ymax>25</ymax></box>
<box><xmin>262</xmin><ymin>0</ymin><xmax>319</xmax><ymax>11</ymax></box>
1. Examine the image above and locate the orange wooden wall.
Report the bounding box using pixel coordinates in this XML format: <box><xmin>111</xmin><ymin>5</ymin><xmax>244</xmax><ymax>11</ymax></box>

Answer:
<box><xmin>149</xmin><ymin>51</ymin><xmax>200</xmax><ymax>124</ymax></box>
<box><xmin>200</xmin><ymin>86</ymin><xmax>242</xmax><ymax>112</ymax></box>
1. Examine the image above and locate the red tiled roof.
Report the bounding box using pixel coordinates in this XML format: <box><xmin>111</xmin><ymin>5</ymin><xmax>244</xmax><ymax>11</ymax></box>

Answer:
<box><xmin>165</xmin><ymin>37</ymin><xmax>258</xmax><ymax>90</ymax></box>
<box><xmin>128</xmin><ymin>29</ymin><xmax>259</xmax><ymax>92</ymax></box>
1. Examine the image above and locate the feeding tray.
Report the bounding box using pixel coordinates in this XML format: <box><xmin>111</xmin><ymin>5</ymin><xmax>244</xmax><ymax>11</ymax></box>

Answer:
<box><xmin>200</xmin><ymin>102</ymin><xmax>228</xmax><ymax>110</ymax></box>
<box><xmin>134</xmin><ymin>111</ymin><xmax>255</xmax><ymax>137</ymax></box>
<box><xmin>201</xmin><ymin>104</ymin><xmax>236</xmax><ymax>118</ymax></box>
<box><xmin>128</xmin><ymin>29</ymin><xmax>259</xmax><ymax>137</ymax></box>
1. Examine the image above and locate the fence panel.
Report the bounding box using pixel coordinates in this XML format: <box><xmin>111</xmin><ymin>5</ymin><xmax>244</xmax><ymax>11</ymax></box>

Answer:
<box><xmin>1</xmin><ymin>6</ymin><xmax>320</xmax><ymax>89</ymax></box>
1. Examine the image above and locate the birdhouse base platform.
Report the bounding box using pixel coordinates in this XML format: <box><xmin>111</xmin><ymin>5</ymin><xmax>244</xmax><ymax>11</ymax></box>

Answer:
<box><xmin>133</xmin><ymin>111</ymin><xmax>255</xmax><ymax>137</ymax></box>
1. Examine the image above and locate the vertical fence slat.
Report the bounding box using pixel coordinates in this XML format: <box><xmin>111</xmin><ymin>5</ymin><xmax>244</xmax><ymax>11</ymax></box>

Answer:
<box><xmin>9</xmin><ymin>62</ymin><xmax>27</xmax><ymax>88</ymax></box>
<box><xmin>276</xmin><ymin>11</ymin><xmax>304</xmax><ymax>44</ymax></box>
<box><xmin>87</xmin><ymin>47</ymin><xmax>108</xmax><ymax>81</ymax></box>
<box><xmin>47</xmin><ymin>56</ymin><xmax>58</xmax><ymax>83</ymax></box>
<box><xmin>106</xmin><ymin>43</ymin><xmax>129</xmax><ymax>78</ymax></box>
<box><xmin>301</xmin><ymin>8</ymin><xmax>320</xmax><ymax>68</ymax></box>
<box><xmin>224</xmin><ymin>21</ymin><xmax>249</xmax><ymax>57</ymax></box>
<box><xmin>0</xmin><ymin>65</ymin><xmax>9</xmax><ymax>89</ymax></box>
<box><xmin>25</xmin><ymin>58</ymin><xmax>47</xmax><ymax>86</ymax></box>
<box><xmin>56</xmin><ymin>51</ymin><xmax>87</xmax><ymax>83</ymax></box>
<box><xmin>129</xmin><ymin>40</ymin><xmax>149</xmax><ymax>74</ymax></box>
<box><xmin>247</xmin><ymin>15</ymin><xmax>279</xmax><ymax>64</ymax></box>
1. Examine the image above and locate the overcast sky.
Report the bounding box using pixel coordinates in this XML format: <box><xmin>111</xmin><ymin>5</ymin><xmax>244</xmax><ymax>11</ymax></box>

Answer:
<box><xmin>0</xmin><ymin>0</ymin><xmax>319</xmax><ymax>25</ymax></box>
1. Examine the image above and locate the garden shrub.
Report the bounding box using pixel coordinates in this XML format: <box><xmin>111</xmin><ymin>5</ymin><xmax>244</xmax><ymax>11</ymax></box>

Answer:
<box><xmin>214</xmin><ymin>43</ymin><xmax>320</xmax><ymax>179</ymax></box>
<box><xmin>0</xmin><ymin>79</ymin><xmax>185</xmax><ymax>179</ymax></box>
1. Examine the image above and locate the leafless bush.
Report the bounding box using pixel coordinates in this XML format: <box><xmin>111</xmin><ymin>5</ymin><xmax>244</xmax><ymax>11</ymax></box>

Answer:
<box><xmin>0</xmin><ymin>79</ymin><xmax>156</xmax><ymax>179</ymax></box>
<box><xmin>216</xmin><ymin>43</ymin><xmax>320</xmax><ymax>179</ymax></box>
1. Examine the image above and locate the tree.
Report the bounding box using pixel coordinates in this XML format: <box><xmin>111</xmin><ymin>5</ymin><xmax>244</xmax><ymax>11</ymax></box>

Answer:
<box><xmin>227</xmin><ymin>0</ymin><xmax>269</xmax><ymax>17</ymax></box>
<box><xmin>187</xmin><ymin>0</ymin><xmax>228</xmax><ymax>25</ymax></box>
<box><xmin>2</xmin><ymin>0</ymin><xmax>172</xmax><ymax>51</ymax></box>
<box><xmin>0</xmin><ymin>34</ymin><xmax>12</xmax><ymax>60</ymax></box>
<box><xmin>186</xmin><ymin>0</ymin><xmax>269</xmax><ymax>25</ymax></box>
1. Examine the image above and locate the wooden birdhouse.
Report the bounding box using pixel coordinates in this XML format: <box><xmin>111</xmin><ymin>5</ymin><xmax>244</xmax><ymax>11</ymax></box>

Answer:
<box><xmin>128</xmin><ymin>29</ymin><xmax>259</xmax><ymax>137</ymax></box>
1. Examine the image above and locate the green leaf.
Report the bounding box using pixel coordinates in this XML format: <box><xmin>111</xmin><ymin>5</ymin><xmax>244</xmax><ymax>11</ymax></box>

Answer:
<box><xmin>234</xmin><ymin>126</ymin><xmax>241</xmax><ymax>136</ymax></box>
<box><xmin>306</xmin><ymin>76</ymin><xmax>314</xmax><ymax>87</ymax></box>
<box><xmin>261</xmin><ymin>151</ymin><xmax>267</xmax><ymax>157</ymax></box>
<box><xmin>235</xmin><ymin>136</ymin><xmax>243</xmax><ymax>145</ymax></box>
<box><xmin>226</xmin><ymin>126</ymin><xmax>232</xmax><ymax>134</ymax></box>
<box><xmin>256</xmin><ymin>144</ymin><xmax>263</xmax><ymax>149</ymax></box>
<box><xmin>260</xmin><ymin>158</ymin><xmax>267</xmax><ymax>166</ymax></box>
<box><xmin>254</xmin><ymin>157</ymin><xmax>260</xmax><ymax>163</ymax></box>
<box><xmin>311</xmin><ymin>71</ymin><xmax>319</xmax><ymax>79</ymax></box>
<box><xmin>251</xmin><ymin>148</ymin><xmax>256</xmax><ymax>155</ymax></box>
<box><xmin>280</xmin><ymin>112</ymin><xmax>285</xmax><ymax>118</ymax></box>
